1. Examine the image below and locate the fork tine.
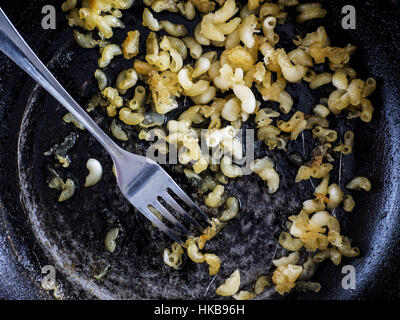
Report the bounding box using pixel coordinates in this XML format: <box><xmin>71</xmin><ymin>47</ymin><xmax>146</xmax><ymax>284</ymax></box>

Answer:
<box><xmin>135</xmin><ymin>205</ymin><xmax>185</xmax><ymax>246</ymax></box>
<box><xmin>161</xmin><ymin>192</ymin><xmax>204</xmax><ymax>231</ymax></box>
<box><xmin>167</xmin><ymin>184</ymin><xmax>212</xmax><ymax>225</ymax></box>
<box><xmin>151</xmin><ymin>201</ymin><xmax>193</xmax><ymax>238</ymax></box>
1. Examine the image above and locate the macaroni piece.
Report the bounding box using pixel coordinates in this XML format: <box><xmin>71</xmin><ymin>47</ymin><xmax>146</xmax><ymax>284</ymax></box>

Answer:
<box><xmin>205</xmin><ymin>126</ymin><xmax>236</xmax><ymax>148</ymax></box>
<box><xmin>220</xmin><ymin>136</ymin><xmax>243</xmax><ymax>160</ymax></box>
<box><xmin>299</xmin><ymin>256</ymin><xmax>316</xmax><ymax>281</ymax></box>
<box><xmin>104</xmin><ymin>228</ymin><xmax>119</xmax><ymax>253</ymax></box>
<box><xmin>262</xmin><ymin>16</ymin><xmax>279</xmax><ymax>45</ymax></box>
<box><xmin>167</xmin><ymin>120</ymin><xmax>202</xmax><ymax>164</ymax></box>
<box><xmin>233</xmin><ymin>290</ymin><xmax>256</xmax><ymax>300</ymax></box>
<box><xmin>147</xmin><ymin>70</ymin><xmax>182</xmax><ymax>114</ymax></box>
<box><xmin>257</xmin><ymin>125</ymin><xmax>282</xmax><ymax>150</ymax></box>
<box><xmin>220</xmin><ymin>156</ymin><xmax>243</xmax><ymax>178</ymax></box>
<box><xmin>239</xmin><ymin>14</ymin><xmax>259</xmax><ymax>48</ymax></box>
<box><xmin>186</xmin><ymin>238</ymin><xmax>205</xmax><ymax>263</ymax></box>
<box><xmin>334</xmin><ymin>130</ymin><xmax>354</xmax><ymax>154</ymax></box>
<box><xmin>192</xmin><ymin>57</ymin><xmax>212</xmax><ymax>78</ymax></box>
<box><xmin>225</xmin><ymin>28</ymin><xmax>241</xmax><ymax>49</ymax></box>
<box><xmin>272</xmin><ymin>264</ymin><xmax>303</xmax><ymax>295</ymax></box>
<box><xmin>246</xmin><ymin>0</ymin><xmax>262</xmax><ymax>11</ymax></box>
<box><xmin>194</xmin><ymin>23</ymin><xmax>211</xmax><ymax>46</ymax></box>
<box><xmin>295</xmin><ymin>163</ymin><xmax>333</xmax><ymax>182</ymax></box>
<box><xmin>295</xmin><ymin>281</ymin><xmax>321</xmax><ymax>293</ymax></box>
<box><xmin>233</xmin><ymin>84</ymin><xmax>256</xmax><ymax>114</ymax></box>
<box><xmin>63</xmin><ymin>112</ymin><xmax>85</xmax><ymax>131</ymax></box>
<box><xmin>204</xmin><ymin>253</ymin><xmax>221</xmax><ymax>275</ymax></box>
<box><xmin>345</xmin><ymin>177</ymin><xmax>371</xmax><ymax>191</ymax></box>
<box><xmin>277</xmin><ymin>91</ymin><xmax>294</xmax><ymax>114</ymax></box>
<box><xmin>200</xmin><ymin>0</ymin><xmax>241</xmax><ymax>42</ymax></box>
<box><xmin>362</xmin><ymin>78</ymin><xmax>377</xmax><ymax>98</ymax></box>
<box><xmin>326</xmin><ymin>183</ymin><xmax>344</xmax><ymax>209</ymax></box>
<box><xmin>313</xmin><ymin>104</ymin><xmax>330</xmax><ymax>118</ymax></box>
<box><xmin>313</xmin><ymin>248</ymin><xmax>342</xmax><ymax>265</ymax></box>
<box><xmin>305</xmin><ymin>115</ymin><xmax>329</xmax><ymax>130</ymax></box>
<box><xmin>338</xmin><ymin>236</ymin><xmax>360</xmax><ymax>257</ymax></box>
<box><xmin>343</xmin><ymin>194</ymin><xmax>356</xmax><ymax>212</ymax></box>
<box><xmin>159</xmin><ymin>36</ymin><xmax>184</xmax><ymax>73</ymax></box>
<box><xmin>288</xmin><ymin>211</ymin><xmax>333</xmax><ymax>251</ymax></box>
<box><xmin>191</xmin><ymin>86</ymin><xmax>217</xmax><ymax>105</ymax></box>
<box><xmin>314</xmin><ymin>174</ymin><xmax>330</xmax><ymax>194</ymax></box>
<box><xmin>61</xmin><ymin>0</ymin><xmax>77</xmax><ymax>12</ymax></box>
<box><xmin>197</xmin><ymin>218</ymin><xmax>222</xmax><ymax>249</ymax></box>
<box><xmin>360</xmin><ymin>98</ymin><xmax>374</xmax><ymax>123</ymax></box>
<box><xmin>178</xmin><ymin>67</ymin><xmax>211</xmax><ymax>97</ymax></box>
<box><xmin>122</xmin><ymin>30</ymin><xmax>140</xmax><ymax>60</ymax></box>
<box><xmin>179</xmin><ymin>105</ymin><xmax>207</xmax><ymax>124</ymax></box>
<box><xmin>251</xmin><ymin>156</ymin><xmax>280</xmax><ymax>193</ymax></box>
<box><xmin>101</xmin><ymin>87</ymin><xmax>123</xmax><ymax>117</ymax></box>
<box><xmin>163</xmin><ymin>242</ymin><xmax>185</xmax><ymax>269</ymax></box>
<box><xmin>332</xmin><ymin>70</ymin><xmax>348</xmax><ymax>90</ymax></box>
<box><xmin>254</xmin><ymin>275</ymin><xmax>270</xmax><ymax>295</ymax></box>
<box><xmin>116</xmin><ymin>68</ymin><xmax>138</xmax><ymax>95</ymax></box>
<box><xmin>142</xmin><ymin>8</ymin><xmax>187</xmax><ymax>36</ymax></box>
<box><xmin>312</xmin><ymin>126</ymin><xmax>338</xmax><ymax>143</ymax></box>
<box><xmin>272</xmin><ymin>252</ymin><xmax>300</xmax><ymax>267</ymax></box>
<box><xmin>302</xmin><ymin>198</ymin><xmax>326</xmax><ymax>214</ymax></box>
<box><xmin>177</xmin><ymin>1</ymin><xmax>196</xmax><ymax>20</ymax></box>
<box><xmin>111</xmin><ymin>119</ymin><xmax>129</xmax><ymax>141</ymax></box>
<box><xmin>220</xmin><ymin>196</ymin><xmax>240</xmax><ymax>221</ymax></box>
<box><xmin>145</xmin><ymin>32</ymin><xmax>170</xmax><ymax>71</ymax></box>
<box><xmin>119</xmin><ymin>108</ymin><xmax>145</xmax><ymax>125</ymax></box>
<box><xmin>277</xmin><ymin>111</ymin><xmax>307</xmax><ymax>140</ymax></box>
<box><xmin>205</xmin><ymin>184</ymin><xmax>225</xmax><ymax>208</ymax></box>
<box><xmin>221</xmin><ymin>97</ymin><xmax>241</xmax><ymax>121</ymax></box>
<box><xmin>77</xmin><ymin>2</ymin><xmax>127</xmax><ymax>39</ymax></box>
<box><xmin>279</xmin><ymin>232</ymin><xmax>304</xmax><ymax>252</ymax></box>
<box><xmin>98</xmin><ymin>44</ymin><xmax>122</xmax><ymax>68</ymax></box>
<box><xmin>85</xmin><ymin>158</ymin><xmax>103</xmax><ymax>187</ymax></box>
<box><xmin>182</xmin><ymin>37</ymin><xmax>203</xmax><ymax>59</ymax></box>
<box><xmin>191</xmin><ymin>0</ymin><xmax>216</xmax><ymax>13</ymax></box>
<box><xmin>94</xmin><ymin>69</ymin><xmax>108</xmax><ymax>90</ymax></box>
<box><xmin>305</xmin><ymin>72</ymin><xmax>333</xmax><ymax>89</ymax></box>
<box><xmin>73</xmin><ymin>30</ymin><xmax>100</xmax><ymax>48</ymax></box>
<box><xmin>49</xmin><ymin>175</ymin><xmax>76</xmax><ymax>202</ymax></box>
<box><xmin>129</xmin><ymin>86</ymin><xmax>147</xmax><ymax>111</ymax></box>
<box><xmin>259</xmin><ymin>2</ymin><xmax>287</xmax><ymax>23</ymax></box>
<box><xmin>148</xmin><ymin>0</ymin><xmax>179</xmax><ymax>13</ymax></box>
<box><xmin>216</xmin><ymin>269</ymin><xmax>241</xmax><ymax>296</ymax></box>
<box><xmin>288</xmin><ymin>48</ymin><xmax>313</xmax><ymax>67</ymax></box>
<box><xmin>296</xmin><ymin>3</ymin><xmax>327</xmax><ymax>23</ymax></box>
<box><xmin>220</xmin><ymin>46</ymin><xmax>255</xmax><ymax>72</ymax></box>
<box><xmin>277</xmin><ymin>48</ymin><xmax>308</xmax><ymax>83</ymax></box>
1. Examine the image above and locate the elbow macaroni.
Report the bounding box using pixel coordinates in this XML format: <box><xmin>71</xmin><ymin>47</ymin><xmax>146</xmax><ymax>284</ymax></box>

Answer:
<box><xmin>65</xmin><ymin>0</ymin><xmax>377</xmax><ymax>296</ymax></box>
<box><xmin>251</xmin><ymin>156</ymin><xmax>280</xmax><ymax>193</ymax></box>
<box><xmin>122</xmin><ymin>30</ymin><xmax>140</xmax><ymax>60</ymax></box>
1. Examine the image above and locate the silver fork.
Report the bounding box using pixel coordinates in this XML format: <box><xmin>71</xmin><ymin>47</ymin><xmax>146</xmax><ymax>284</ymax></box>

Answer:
<box><xmin>0</xmin><ymin>8</ymin><xmax>210</xmax><ymax>245</ymax></box>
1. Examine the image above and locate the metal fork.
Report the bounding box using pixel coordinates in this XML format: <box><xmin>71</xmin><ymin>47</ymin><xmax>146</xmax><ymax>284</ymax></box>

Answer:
<box><xmin>0</xmin><ymin>8</ymin><xmax>210</xmax><ymax>245</ymax></box>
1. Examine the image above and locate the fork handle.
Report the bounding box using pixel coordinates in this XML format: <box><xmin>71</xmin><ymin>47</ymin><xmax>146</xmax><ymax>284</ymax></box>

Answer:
<box><xmin>0</xmin><ymin>8</ymin><xmax>123</xmax><ymax>159</ymax></box>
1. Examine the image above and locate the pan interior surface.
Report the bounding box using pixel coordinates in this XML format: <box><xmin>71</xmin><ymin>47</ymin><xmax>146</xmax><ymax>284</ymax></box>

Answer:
<box><xmin>9</xmin><ymin>0</ymin><xmax>400</xmax><ymax>299</ymax></box>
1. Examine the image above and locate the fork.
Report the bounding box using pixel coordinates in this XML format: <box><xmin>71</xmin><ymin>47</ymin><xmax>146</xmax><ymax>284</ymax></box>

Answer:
<box><xmin>0</xmin><ymin>8</ymin><xmax>210</xmax><ymax>245</ymax></box>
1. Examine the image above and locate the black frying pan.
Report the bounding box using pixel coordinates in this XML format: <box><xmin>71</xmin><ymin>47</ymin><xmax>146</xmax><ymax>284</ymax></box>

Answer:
<box><xmin>0</xmin><ymin>0</ymin><xmax>399</xmax><ymax>300</ymax></box>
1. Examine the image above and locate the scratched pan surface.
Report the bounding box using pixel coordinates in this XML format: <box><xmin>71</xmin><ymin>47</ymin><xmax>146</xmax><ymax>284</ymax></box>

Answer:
<box><xmin>0</xmin><ymin>0</ymin><xmax>399</xmax><ymax>299</ymax></box>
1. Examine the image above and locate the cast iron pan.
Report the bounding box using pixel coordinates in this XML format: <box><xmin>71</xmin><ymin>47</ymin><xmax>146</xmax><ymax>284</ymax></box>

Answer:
<box><xmin>0</xmin><ymin>0</ymin><xmax>399</xmax><ymax>300</ymax></box>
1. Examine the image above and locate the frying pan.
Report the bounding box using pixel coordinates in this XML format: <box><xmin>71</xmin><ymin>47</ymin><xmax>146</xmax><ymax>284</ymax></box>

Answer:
<box><xmin>0</xmin><ymin>0</ymin><xmax>399</xmax><ymax>300</ymax></box>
